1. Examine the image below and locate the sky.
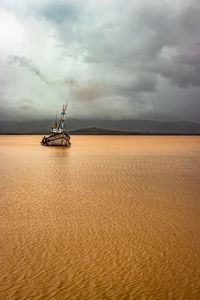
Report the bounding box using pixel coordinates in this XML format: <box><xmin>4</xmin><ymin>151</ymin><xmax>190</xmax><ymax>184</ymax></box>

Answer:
<box><xmin>1</xmin><ymin>0</ymin><xmax>200</xmax><ymax>122</ymax></box>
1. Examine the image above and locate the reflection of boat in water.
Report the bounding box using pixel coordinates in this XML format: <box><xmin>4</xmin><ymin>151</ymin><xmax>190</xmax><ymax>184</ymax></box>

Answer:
<box><xmin>41</xmin><ymin>104</ymin><xmax>71</xmax><ymax>147</ymax></box>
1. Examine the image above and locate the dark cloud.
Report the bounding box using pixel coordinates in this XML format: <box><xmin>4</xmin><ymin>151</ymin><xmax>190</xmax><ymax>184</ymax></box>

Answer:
<box><xmin>73</xmin><ymin>81</ymin><xmax>111</xmax><ymax>101</ymax></box>
<box><xmin>115</xmin><ymin>73</ymin><xmax>157</xmax><ymax>97</ymax></box>
<box><xmin>7</xmin><ymin>55</ymin><xmax>47</xmax><ymax>82</ymax></box>
<box><xmin>19</xmin><ymin>98</ymin><xmax>33</xmax><ymax>110</ymax></box>
<box><xmin>7</xmin><ymin>55</ymin><xmax>77</xmax><ymax>86</ymax></box>
<box><xmin>41</xmin><ymin>1</ymin><xmax>79</xmax><ymax>24</ymax></box>
<box><xmin>77</xmin><ymin>0</ymin><xmax>200</xmax><ymax>91</ymax></box>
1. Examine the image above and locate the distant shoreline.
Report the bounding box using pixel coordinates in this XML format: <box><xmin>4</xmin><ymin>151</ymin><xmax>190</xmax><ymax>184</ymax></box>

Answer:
<box><xmin>0</xmin><ymin>127</ymin><xmax>200</xmax><ymax>136</ymax></box>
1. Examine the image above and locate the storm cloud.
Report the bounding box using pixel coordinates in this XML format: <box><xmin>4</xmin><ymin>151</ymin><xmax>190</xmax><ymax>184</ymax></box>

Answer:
<box><xmin>1</xmin><ymin>0</ymin><xmax>200</xmax><ymax>121</ymax></box>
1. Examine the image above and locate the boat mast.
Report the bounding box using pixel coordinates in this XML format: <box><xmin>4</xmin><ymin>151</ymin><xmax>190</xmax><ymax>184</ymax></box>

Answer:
<box><xmin>58</xmin><ymin>103</ymin><xmax>67</xmax><ymax>132</ymax></box>
<box><xmin>54</xmin><ymin>111</ymin><xmax>58</xmax><ymax>129</ymax></box>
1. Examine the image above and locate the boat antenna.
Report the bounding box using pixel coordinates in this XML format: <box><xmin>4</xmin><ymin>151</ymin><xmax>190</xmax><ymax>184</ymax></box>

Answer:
<box><xmin>64</xmin><ymin>100</ymin><xmax>68</xmax><ymax>113</ymax></box>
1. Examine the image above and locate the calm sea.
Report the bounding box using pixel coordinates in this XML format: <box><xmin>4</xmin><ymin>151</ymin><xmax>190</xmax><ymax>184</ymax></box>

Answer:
<box><xmin>0</xmin><ymin>135</ymin><xmax>200</xmax><ymax>299</ymax></box>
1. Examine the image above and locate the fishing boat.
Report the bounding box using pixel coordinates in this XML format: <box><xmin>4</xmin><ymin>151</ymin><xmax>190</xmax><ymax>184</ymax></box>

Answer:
<box><xmin>41</xmin><ymin>104</ymin><xmax>71</xmax><ymax>146</ymax></box>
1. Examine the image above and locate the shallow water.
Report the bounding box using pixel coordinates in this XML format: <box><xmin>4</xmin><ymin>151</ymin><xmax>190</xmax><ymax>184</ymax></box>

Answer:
<box><xmin>0</xmin><ymin>135</ymin><xmax>200</xmax><ymax>299</ymax></box>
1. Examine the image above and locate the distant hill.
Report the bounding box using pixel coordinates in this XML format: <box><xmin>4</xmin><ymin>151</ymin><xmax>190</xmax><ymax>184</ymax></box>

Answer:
<box><xmin>69</xmin><ymin>127</ymin><xmax>200</xmax><ymax>135</ymax></box>
<box><xmin>70</xmin><ymin>127</ymin><xmax>133</xmax><ymax>135</ymax></box>
<box><xmin>0</xmin><ymin>119</ymin><xmax>200</xmax><ymax>134</ymax></box>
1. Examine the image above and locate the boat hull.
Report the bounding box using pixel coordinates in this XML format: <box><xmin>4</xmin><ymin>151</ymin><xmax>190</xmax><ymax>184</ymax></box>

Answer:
<box><xmin>41</xmin><ymin>133</ymin><xmax>71</xmax><ymax>146</ymax></box>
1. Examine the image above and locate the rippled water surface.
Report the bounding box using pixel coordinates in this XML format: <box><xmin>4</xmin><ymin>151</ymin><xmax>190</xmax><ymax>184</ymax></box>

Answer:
<box><xmin>0</xmin><ymin>135</ymin><xmax>200</xmax><ymax>299</ymax></box>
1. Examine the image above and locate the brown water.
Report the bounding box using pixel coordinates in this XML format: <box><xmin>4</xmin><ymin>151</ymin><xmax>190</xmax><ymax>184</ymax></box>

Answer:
<box><xmin>0</xmin><ymin>135</ymin><xmax>200</xmax><ymax>299</ymax></box>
